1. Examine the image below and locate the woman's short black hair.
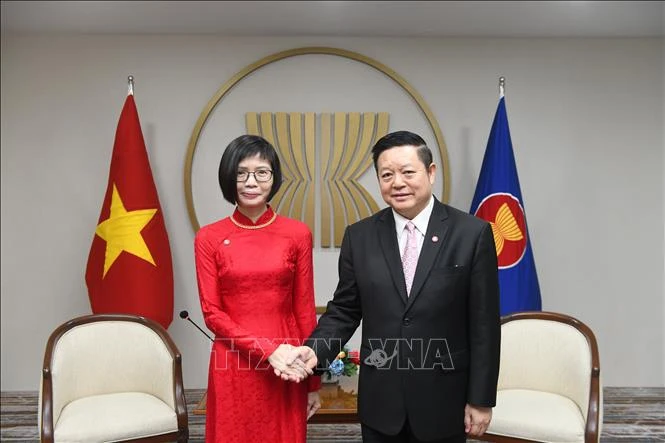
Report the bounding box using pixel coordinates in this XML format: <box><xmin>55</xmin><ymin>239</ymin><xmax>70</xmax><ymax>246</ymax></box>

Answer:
<box><xmin>371</xmin><ymin>130</ymin><xmax>433</xmax><ymax>171</ymax></box>
<box><xmin>218</xmin><ymin>134</ymin><xmax>282</xmax><ymax>204</ymax></box>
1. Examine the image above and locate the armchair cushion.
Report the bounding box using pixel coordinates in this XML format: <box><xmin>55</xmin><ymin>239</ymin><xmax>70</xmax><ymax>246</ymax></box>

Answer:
<box><xmin>489</xmin><ymin>389</ymin><xmax>585</xmax><ymax>443</ymax></box>
<box><xmin>54</xmin><ymin>392</ymin><xmax>177</xmax><ymax>443</ymax></box>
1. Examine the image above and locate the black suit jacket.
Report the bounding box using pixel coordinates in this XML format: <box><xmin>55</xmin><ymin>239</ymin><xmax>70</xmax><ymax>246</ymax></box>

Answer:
<box><xmin>307</xmin><ymin>198</ymin><xmax>500</xmax><ymax>440</ymax></box>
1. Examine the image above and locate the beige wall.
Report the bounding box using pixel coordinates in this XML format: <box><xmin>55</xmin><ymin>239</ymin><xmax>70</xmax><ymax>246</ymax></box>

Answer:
<box><xmin>1</xmin><ymin>35</ymin><xmax>663</xmax><ymax>390</ymax></box>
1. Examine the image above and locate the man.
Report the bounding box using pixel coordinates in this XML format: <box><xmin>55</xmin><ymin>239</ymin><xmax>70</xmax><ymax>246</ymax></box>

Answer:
<box><xmin>284</xmin><ymin>131</ymin><xmax>500</xmax><ymax>442</ymax></box>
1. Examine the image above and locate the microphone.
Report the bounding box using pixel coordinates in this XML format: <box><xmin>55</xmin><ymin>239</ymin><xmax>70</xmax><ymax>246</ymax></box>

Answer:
<box><xmin>179</xmin><ymin>310</ymin><xmax>214</xmax><ymax>342</ymax></box>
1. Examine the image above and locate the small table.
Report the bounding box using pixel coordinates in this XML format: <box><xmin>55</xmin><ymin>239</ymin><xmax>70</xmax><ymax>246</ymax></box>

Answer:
<box><xmin>309</xmin><ymin>375</ymin><xmax>359</xmax><ymax>423</ymax></box>
<box><xmin>193</xmin><ymin>375</ymin><xmax>359</xmax><ymax>424</ymax></box>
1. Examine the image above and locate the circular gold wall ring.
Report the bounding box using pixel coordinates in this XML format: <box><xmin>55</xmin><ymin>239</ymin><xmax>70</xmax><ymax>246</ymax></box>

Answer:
<box><xmin>185</xmin><ymin>46</ymin><xmax>450</xmax><ymax>233</ymax></box>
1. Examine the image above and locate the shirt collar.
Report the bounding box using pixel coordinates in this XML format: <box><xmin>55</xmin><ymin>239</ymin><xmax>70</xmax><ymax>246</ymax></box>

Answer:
<box><xmin>393</xmin><ymin>195</ymin><xmax>434</xmax><ymax>237</ymax></box>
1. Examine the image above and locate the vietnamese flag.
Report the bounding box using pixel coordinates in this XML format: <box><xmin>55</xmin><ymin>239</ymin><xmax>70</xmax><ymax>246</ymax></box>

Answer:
<box><xmin>85</xmin><ymin>92</ymin><xmax>173</xmax><ymax>329</ymax></box>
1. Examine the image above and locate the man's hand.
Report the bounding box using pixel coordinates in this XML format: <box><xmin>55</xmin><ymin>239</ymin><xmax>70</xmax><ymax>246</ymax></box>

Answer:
<box><xmin>267</xmin><ymin>344</ymin><xmax>312</xmax><ymax>382</ymax></box>
<box><xmin>293</xmin><ymin>345</ymin><xmax>318</xmax><ymax>372</ymax></box>
<box><xmin>272</xmin><ymin>346</ymin><xmax>318</xmax><ymax>382</ymax></box>
<box><xmin>464</xmin><ymin>404</ymin><xmax>492</xmax><ymax>437</ymax></box>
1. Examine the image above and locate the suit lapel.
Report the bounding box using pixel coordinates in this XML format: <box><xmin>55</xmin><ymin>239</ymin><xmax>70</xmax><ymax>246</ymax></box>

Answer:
<box><xmin>377</xmin><ymin>209</ymin><xmax>408</xmax><ymax>305</ymax></box>
<box><xmin>405</xmin><ymin>200</ymin><xmax>449</xmax><ymax>311</ymax></box>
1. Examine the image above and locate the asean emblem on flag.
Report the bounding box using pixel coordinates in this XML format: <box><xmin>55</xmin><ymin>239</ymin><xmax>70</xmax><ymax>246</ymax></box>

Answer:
<box><xmin>474</xmin><ymin>193</ymin><xmax>527</xmax><ymax>269</ymax></box>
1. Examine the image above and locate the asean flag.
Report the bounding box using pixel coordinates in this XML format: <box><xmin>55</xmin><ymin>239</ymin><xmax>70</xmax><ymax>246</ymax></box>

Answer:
<box><xmin>470</xmin><ymin>96</ymin><xmax>541</xmax><ymax>315</ymax></box>
<box><xmin>85</xmin><ymin>93</ymin><xmax>174</xmax><ymax>329</ymax></box>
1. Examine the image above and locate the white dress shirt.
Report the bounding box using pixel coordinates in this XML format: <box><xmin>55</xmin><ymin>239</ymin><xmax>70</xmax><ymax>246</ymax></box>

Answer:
<box><xmin>393</xmin><ymin>195</ymin><xmax>435</xmax><ymax>259</ymax></box>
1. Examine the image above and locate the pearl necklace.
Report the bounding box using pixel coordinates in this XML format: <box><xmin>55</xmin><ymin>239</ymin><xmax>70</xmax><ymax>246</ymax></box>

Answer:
<box><xmin>230</xmin><ymin>211</ymin><xmax>277</xmax><ymax>230</ymax></box>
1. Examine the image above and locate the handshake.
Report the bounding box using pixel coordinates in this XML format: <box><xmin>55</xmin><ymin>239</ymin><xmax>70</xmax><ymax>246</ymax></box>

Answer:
<box><xmin>267</xmin><ymin>344</ymin><xmax>318</xmax><ymax>382</ymax></box>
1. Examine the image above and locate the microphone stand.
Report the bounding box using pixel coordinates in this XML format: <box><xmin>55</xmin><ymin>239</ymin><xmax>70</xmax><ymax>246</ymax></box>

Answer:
<box><xmin>179</xmin><ymin>310</ymin><xmax>212</xmax><ymax>415</ymax></box>
<box><xmin>179</xmin><ymin>310</ymin><xmax>213</xmax><ymax>342</ymax></box>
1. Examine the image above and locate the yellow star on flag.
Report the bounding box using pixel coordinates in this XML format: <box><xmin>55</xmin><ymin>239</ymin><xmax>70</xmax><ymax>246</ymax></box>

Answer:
<box><xmin>95</xmin><ymin>184</ymin><xmax>157</xmax><ymax>277</ymax></box>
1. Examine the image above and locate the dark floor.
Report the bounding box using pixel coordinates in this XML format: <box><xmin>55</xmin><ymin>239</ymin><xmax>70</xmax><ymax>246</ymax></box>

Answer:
<box><xmin>2</xmin><ymin>387</ymin><xmax>664</xmax><ymax>442</ymax></box>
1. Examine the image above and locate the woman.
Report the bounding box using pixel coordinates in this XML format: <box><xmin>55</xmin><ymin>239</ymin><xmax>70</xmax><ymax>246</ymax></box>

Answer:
<box><xmin>194</xmin><ymin>135</ymin><xmax>321</xmax><ymax>443</ymax></box>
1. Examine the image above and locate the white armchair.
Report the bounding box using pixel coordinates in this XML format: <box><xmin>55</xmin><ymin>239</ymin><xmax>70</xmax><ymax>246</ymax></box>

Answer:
<box><xmin>478</xmin><ymin>311</ymin><xmax>602</xmax><ymax>443</ymax></box>
<box><xmin>39</xmin><ymin>314</ymin><xmax>188</xmax><ymax>442</ymax></box>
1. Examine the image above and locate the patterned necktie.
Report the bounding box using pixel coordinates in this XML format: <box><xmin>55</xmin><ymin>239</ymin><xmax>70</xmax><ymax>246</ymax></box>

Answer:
<box><xmin>402</xmin><ymin>221</ymin><xmax>418</xmax><ymax>296</ymax></box>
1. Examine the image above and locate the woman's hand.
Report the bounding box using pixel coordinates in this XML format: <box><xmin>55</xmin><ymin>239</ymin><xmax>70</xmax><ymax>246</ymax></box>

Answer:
<box><xmin>267</xmin><ymin>344</ymin><xmax>312</xmax><ymax>382</ymax></box>
<box><xmin>306</xmin><ymin>391</ymin><xmax>321</xmax><ymax>420</ymax></box>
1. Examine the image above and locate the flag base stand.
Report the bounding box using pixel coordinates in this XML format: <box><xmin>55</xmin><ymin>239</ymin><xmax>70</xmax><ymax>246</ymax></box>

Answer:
<box><xmin>193</xmin><ymin>391</ymin><xmax>207</xmax><ymax>415</ymax></box>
